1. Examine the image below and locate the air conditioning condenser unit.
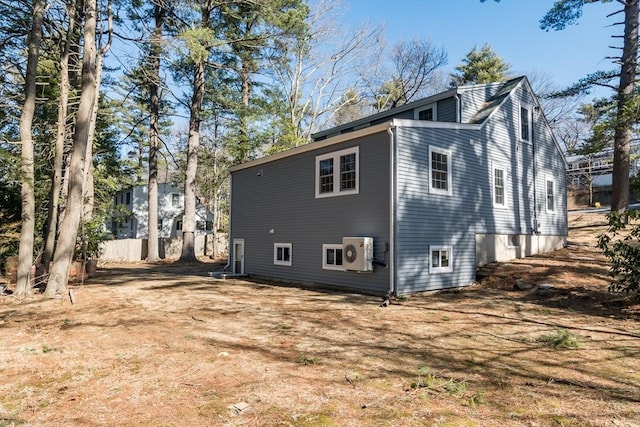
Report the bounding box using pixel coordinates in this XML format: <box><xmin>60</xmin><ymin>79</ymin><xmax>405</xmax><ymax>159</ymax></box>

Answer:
<box><xmin>342</xmin><ymin>237</ymin><xmax>373</xmax><ymax>272</ymax></box>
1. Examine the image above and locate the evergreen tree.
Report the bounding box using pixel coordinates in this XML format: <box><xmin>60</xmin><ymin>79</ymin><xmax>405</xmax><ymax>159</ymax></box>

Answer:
<box><xmin>450</xmin><ymin>43</ymin><xmax>510</xmax><ymax>87</ymax></box>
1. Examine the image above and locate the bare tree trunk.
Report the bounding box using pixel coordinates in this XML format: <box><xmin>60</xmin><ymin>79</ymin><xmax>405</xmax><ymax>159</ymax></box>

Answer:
<box><xmin>83</xmin><ymin>0</ymin><xmax>111</xmax><ymax>223</ymax></box>
<box><xmin>16</xmin><ymin>0</ymin><xmax>45</xmax><ymax>297</ymax></box>
<box><xmin>45</xmin><ymin>0</ymin><xmax>98</xmax><ymax>297</ymax></box>
<box><xmin>179</xmin><ymin>59</ymin><xmax>204</xmax><ymax>262</ymax></box>
<box><xmin>611</xmin><ymin>0</ymin><xmax>638</xmax><ymax>212</ymax></box>
<box><xmin>147</xmin><ymin>2</ymin><xmax>165</xmax><ymax>263</ymax></box>
<box><xmin>43</xmin><ymin>1</ymin><xmax>76</xmax><ymax>273</ymax></box>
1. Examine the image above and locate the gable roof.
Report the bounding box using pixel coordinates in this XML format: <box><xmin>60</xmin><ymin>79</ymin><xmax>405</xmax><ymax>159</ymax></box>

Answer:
<box><xmin>468</xmin><ymin>77</ymin><xmax>525</xmax><ymax>124</ymax></box>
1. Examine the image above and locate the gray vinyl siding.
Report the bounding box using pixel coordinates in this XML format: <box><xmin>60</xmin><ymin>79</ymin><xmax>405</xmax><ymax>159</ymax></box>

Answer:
<box><xmin>394</xmin><ymin>126</ymin><xmax>482</xmax><ymax>293</ymax></box>
<box><xmin>436</xmin><ymin>97</ymin><xmax>457</xmax><ymax>122</ymax></box>
<box><xmin>459</xmin><ymin>83</ymin><xmax>502</xmax><ymax>123</ymax></box>
<box><xmin>231</xmin><ymin>131</ymin><xmax>391</xmax><ymax>295</ymax></box>
<box><xmin>393</xmin><ymin>81</ymin><xmax>567</xmax><ymax>294</ymax></box>
<box><xmin>479</xmin><ymin>84</ymin><xmax>567</xmax><ymax>237</ymax></box>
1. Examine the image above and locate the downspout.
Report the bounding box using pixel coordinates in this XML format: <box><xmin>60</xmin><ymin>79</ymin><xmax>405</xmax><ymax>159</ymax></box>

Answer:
<box><xmin>454</xmin><ymin>93</ymin><xmax>461</xmax><ymax>123</ymax></box>
<box><xmin>387</xmin><ymin>122</ymin><xmax>396</xmax><ymax>296</ymax></box>
<box><xmin>532</xmin><ymin>107</ymin><xmax>540</xmax><ymax>256</ymax></box>
<box><xmin>223</xmin><ymin>173</ymin><xmax>232</xmax><ymax>271</ymax></box>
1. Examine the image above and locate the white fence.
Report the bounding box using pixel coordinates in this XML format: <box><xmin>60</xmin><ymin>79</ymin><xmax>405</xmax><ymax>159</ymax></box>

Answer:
<box><xmin>99</xmin><ymin>233</ymin><xmax>228</xmax><ymax>262</ymax></box>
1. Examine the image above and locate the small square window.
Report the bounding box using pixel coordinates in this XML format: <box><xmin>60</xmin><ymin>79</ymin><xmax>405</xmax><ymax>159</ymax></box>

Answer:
<box><xmin>415</xmin><ymin>103</ymin><xmax>436</xmax><ymax>121</ymax></box>
<box><xmin>322</xmin><ymin>244</ymin><xmax>344</xmax><ymax>271</ymax></box>
<box><xmin>274</xmin><ymin>243</ymin><xmax>292</xmax><ymax>266</ymax></box>
<box><xmin>429</xmin><ymin>245</ymin><xmax>453</xmax><ymax>274</ymax></box>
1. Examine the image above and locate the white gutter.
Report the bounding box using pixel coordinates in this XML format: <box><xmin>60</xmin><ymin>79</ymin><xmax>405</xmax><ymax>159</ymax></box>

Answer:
<box><xmin>387</xmin><ymin>124</ymin><xmax>396</xmax><ymax>296</ymax></box>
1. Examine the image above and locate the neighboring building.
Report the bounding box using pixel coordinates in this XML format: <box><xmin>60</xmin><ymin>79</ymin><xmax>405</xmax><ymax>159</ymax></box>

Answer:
<box><xmin>566</xmin><ymin>141</ymin><xmax>640</xmax><ymax>207</ymax></box>
<box><xmin>110</xmin><ymin>183</ymin><xmax>214</xmax><ymax>239</ymax></box>
<box><xmin>228</xmin><ymin>76</ymin><xmax>568</xmax><ymax>295</ymax></box>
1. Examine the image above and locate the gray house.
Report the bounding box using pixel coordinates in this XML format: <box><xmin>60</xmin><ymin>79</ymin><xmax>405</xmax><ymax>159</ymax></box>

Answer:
<box><xmin>228</xmin><ymin>76</ymin><xmax>567</xmax><ymax>295</ymax></box>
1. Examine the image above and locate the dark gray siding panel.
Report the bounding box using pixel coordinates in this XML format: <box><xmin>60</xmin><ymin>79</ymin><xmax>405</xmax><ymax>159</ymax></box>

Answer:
<box><xmin>231</xmin><ymin>131</ymin><xmax>391</xmax><ymax>295</ymax></box>
<box><xmin>395</xmin><ymin>126</ymin><xmax>483</xmax><ymax>294</ymax></box>
<box><xmin>436</xmin><ymin>97</ymin><xmax>457</xmax><ymax>122</ymax></box>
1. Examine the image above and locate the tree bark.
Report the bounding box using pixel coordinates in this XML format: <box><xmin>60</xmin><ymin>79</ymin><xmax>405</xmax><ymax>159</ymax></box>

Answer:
<box><xmin>43</xmin><ymin>1</ymin><xmax>76</xmax><ymax>273</ymax></box>
<box><xmin>611</xmin><ymin>0</ymin><xmax>638</xmax><ymax>212</ymax></box>
<box><xmin>45</xmin><ymin>0</ymin><xmax>98</xmax><ymax>297</ymax></box>
<box><xmin>16</xmin><ymin>0</ymin><xmax>45</xmax><ymax>297</ymax></box>
<box><xmin>179</xmin><ymin>59</ymin><xmax>204</xmax><ymax>262</ymax></box>
<box><xmin>147</xmin><ymin>2</ymin><xmax>165</xmax><ymax>263</ymax></box>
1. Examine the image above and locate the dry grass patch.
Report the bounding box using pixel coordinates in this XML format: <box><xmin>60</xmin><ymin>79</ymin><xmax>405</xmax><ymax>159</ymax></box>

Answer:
<box><xmin>1</xmin><ymin>212</ymin><xmax>639</xmax><ymax>426</ymax></box>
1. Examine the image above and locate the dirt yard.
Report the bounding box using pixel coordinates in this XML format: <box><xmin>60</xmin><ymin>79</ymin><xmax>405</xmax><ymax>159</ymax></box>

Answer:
<box><xmin>1</xmin><ymin>212</ymin><xmax>639</xmax><ymax>426</ymax></box>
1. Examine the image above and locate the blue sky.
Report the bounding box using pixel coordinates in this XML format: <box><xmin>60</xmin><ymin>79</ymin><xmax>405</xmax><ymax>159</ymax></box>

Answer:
<box><xmin>341</xmin><ymin>0</ymin><xmax>621</xmax><ymax>94</ymax></box>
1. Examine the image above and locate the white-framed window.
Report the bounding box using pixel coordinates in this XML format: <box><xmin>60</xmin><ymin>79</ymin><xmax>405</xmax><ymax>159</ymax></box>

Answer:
<box><xmin>415</xmin><ymin>103</ymin><xmax>437</xmax><ymax>121</ymax></box>
<box><xmin>520</xmin><ymin>105</ymin><xmax>532</xmax><ymax>142</ymax></box>
<box><xmin>315</xmin><ymin>147</ymin><xmax>359</xmax><ymax>198</ymax></box>
<box><xmin>274</xmin><ymin>243</ymin><xmax>292</xmax><ymax>266</ymax></box>
<box><xmin>493</xmin><ymin>166</ymin><xmax>506</xmax><ymax>207</ymax></box>
<box><xmin>429</xmin><ymin>245</ymin><xmax>453</xmax><ymax>274</ymax></box>
<box><xmin>172</xmin><ymin>193</ymin><xmax>180</xmax><ymax>207</ymax></box>
<box><xmin>429</xmin><ymin>147</ymin><xmax>452</xmax><ymax>196</ymax></box>
<box><xmin>545</xmin><ymin>176</ymin><xmax>555</xmax><ymax>212</ymax></box>
<box><xmin>322</xmin><ymin>244</ymin><xmax>344</xmax><ymax>271</ymax></box>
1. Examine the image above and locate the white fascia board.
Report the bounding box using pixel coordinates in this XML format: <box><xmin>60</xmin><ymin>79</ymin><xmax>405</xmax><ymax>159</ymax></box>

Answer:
<box><xmin>391</xmin><ymin>119</ymin><xmax>482</xmax><ymax>131</ymax></box>
<box><xmin>229</xmin><ymin>122</ymin><xmax>393</xmax><ymax>173</ymax></box>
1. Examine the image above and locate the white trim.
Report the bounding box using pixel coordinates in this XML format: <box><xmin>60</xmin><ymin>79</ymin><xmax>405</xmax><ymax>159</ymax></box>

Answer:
<box><xmin>429</xmin><ymin>245</ymin><xmax>453</xmax><ymax>274</ymax></box>
<box><xmin>492</xmin><ymin>163</ymin><xmax>507</xmax><ymax>209</ymax></box>
<box><xmin>229</xmin><ymin>122</ymin><xmax>391</xmax><ymax>172</ymax></box>
<box><xmin>545</xmin><ymin>175</ymin><xmax>556</xmax><ymax>213</ymax></box>
<box><xmin>428</xmin><ymin>146</ymin><xmax>453</xmax><ymax>196</ymax></box>
<box><xmin>519</xmin><ymin>103</ymin><xmax>532</xmax><ymax>143</ymax></box>
<box><xmin>322</xmin><ymin>244</ymin><xmax>345</xmax><ymax>271</ymax></box>
<box><xmin>393</xmin><ymin>119</ymin><xmax>481</xmax><ymax>130</ymax></box>
<box><xmin>315</xmin><ymin>146</ymin><xmax>359</xmax><ymax>198</ymax></box>
<box><xmin>273</xmin><ymin>242</ymin><xmax>292</xmax><ymax>266</ymax></box>
<box><xmin>414</xmin><ymin>102</ymin><xmax>437</xmax><ymax>121</ymax></box>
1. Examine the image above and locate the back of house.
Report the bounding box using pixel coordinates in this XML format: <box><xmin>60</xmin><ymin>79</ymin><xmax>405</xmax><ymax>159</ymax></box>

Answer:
<box><xmin>229</xmin><ymin>76</ymin><xmax>567</xmax><ymax>295</ymax></box>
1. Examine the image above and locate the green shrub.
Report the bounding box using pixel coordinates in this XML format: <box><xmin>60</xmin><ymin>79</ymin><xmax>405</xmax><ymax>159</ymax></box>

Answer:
<box><xmin>597</xmin><ymin>209</ymin><xmax>640</xmax><ymax>300</ymax></box>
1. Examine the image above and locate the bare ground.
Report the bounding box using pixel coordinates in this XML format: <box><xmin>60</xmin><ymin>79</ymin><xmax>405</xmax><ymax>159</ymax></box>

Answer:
<box><xmin>1</xmin><ymin>212</ymin><xmax>639</xmax><ymax>426</ymax></box>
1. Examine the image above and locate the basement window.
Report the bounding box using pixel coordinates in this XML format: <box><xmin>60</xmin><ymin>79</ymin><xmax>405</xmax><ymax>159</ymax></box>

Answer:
<box><xmin>322</xmin><ymin>244</ymin><xmax>344</xmax><ymax>271</ymax></box>
<box><xmin>274</xmin><ymin>243</ymin><xmax>292</xmax><ymax>266</ymax></box>
<box><xmin>429</xmin><ymin>245</ymin><xmax>453</xmax><ymax>274</ymax></box>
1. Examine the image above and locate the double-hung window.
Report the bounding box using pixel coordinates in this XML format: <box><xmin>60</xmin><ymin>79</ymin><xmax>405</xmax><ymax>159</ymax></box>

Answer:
<box><xmin>172</xmin><ymin>193</ymin><xmax>180</xmax><ymax>207</ymax></box>
<box><xmin>322</xmin><ymin>244</ymin><xmax>344</xmax><ymax>271</ymax></box>
<box><xmin>316</xmin><ymin>147</ymin><xmax>359</xmax><ymax>198</ymax></box>
<box><xmin>520</xmin><ymin>105</ymin><xmax>532</xmax><ymax>142</ymax></box>
<box><xmin>493</xmin><ymin>166</ymin><xmax>506</xmax><ymax>207</ymax></box>
<box><xmin>546</xmin><ymin>176</ymin><xmax>555</xmax><ymax>212</ymax></box>
<box><xmin>274</xmin><ymin>243</ymin><xmax>292</xmax><ymax>266</ymax></box>
<box><xmin>430</xmin><ymin>245</ymin><xmax>453</xmax><ymax>274</ymax></box>
<box><xmin>429</xmin><ymin>147</ymin><xmax>452</xmax><ymax>196</ymax></box>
